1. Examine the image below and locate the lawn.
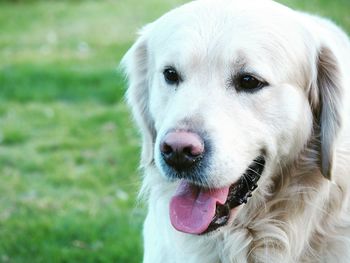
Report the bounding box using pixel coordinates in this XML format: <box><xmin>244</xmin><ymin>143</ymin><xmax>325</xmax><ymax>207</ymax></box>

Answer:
<box><xmin>0</xmin><ymin>0</ymin><xmax>348</xmax><ymax>262</ymax></box>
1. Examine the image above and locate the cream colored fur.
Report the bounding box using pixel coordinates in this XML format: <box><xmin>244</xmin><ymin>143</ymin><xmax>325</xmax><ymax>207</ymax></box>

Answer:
<box><xmin>121</xmin><ymin>0</ymin><xmax>350</xmax><ymax>262</ymax></box>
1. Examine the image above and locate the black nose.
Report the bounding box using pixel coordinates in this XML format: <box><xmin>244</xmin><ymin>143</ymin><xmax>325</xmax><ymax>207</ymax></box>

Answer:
<box><xmin>160</xmin><ymin>131</ymin><xmax>204</xmax><ymax>171</ymax></box>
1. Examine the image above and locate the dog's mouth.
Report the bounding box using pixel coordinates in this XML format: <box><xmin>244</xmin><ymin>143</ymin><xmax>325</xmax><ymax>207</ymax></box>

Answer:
<box><xmin>169</xmin><ymin>156</ymin><xmax>265</xmax><ymax>235</ymax></box>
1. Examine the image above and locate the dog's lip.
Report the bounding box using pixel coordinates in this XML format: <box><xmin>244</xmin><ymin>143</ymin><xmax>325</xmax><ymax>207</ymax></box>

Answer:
<box><xmin>202</xmin><ymin>155</ymin><xmax>266</xmax><ymax>234</ymax></box>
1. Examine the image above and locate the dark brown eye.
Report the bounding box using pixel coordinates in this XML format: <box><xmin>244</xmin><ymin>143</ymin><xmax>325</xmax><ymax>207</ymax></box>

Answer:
<box><xmin>163</xmin><ymin>67</ymin><xmax>180</xmax><ymax>85</ymax></box>
<box><xmin>237</xmin><ymin>74</ymin><xmax>266</xmax><ymax>92</ymax></box>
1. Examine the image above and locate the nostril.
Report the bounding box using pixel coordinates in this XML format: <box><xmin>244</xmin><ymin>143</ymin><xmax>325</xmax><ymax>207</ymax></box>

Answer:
<box><xmin>183</xmin><ymin>145</ymin><xmax>202</xmax><ymax>157</ymax></box>
<box><xmin>183</xmin><ymin>146</ymin><xmax>193</xmax><ymax>157</ymax></box>
<box><xmin>161</xmin><ymin>142</ymin><xmax>173</xmax><ymax>155</ymax></box>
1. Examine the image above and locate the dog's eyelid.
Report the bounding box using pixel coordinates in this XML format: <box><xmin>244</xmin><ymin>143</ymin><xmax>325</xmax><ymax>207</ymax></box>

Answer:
<box><xmin>238</xmin><ymin>71</ymin><xmax>266</xmax><ymax>82</ymax></box>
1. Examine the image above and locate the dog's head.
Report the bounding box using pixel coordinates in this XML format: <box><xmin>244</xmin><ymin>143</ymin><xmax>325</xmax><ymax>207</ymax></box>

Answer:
<box><xmin>121</xmin><ymin>0</ymin><xmax>344</xmax><ymax>234</ymax></box>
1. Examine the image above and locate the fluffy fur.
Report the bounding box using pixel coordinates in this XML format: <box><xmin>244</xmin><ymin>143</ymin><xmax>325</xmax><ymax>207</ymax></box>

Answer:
<box><xmin>121</xmin><ymin>0</ymin><xmax>350</xmax><ymax>262</ymax></box>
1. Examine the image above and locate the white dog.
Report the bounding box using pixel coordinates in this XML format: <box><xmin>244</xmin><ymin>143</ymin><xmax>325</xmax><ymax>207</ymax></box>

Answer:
<box><xmin>122</xmin><ymin>0</ymin><xmax>350</xmax><ymax>262</ymax></box>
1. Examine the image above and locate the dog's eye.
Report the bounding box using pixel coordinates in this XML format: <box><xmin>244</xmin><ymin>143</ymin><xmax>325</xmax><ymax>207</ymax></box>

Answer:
<box><xmin>163</xmin><ymin>67</ymin><xmax>181</xmax><ymax>85</ymax></box>
<box><xmin>236</xmin><ymin>75</ymin><xmax>266</xmax><ymax>92</ymax></box>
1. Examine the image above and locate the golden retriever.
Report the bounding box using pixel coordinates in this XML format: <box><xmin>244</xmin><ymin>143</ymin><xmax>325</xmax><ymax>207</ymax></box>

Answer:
<box><xmin>122</xmin><ymin>0</ymin><xmax>350</xmax><ymax>262</ymax></box>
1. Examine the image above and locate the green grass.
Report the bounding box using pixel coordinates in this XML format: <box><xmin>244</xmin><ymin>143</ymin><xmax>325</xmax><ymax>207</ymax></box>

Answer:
<box><xmin>0</xmin><ymin>102</ymin><xmax>143</xmax><ymax>262</ymax></box>
<box><xmin>0</xmin><ymin>0</ymin><xmax>348</xmax><ymax>262</ymax></box>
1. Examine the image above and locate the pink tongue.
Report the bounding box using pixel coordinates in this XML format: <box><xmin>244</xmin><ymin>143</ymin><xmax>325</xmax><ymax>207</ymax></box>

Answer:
<box><xmin>169</xmin><ymin>180</ymin><xmax>230</xmax><ymax>234</ymax></box>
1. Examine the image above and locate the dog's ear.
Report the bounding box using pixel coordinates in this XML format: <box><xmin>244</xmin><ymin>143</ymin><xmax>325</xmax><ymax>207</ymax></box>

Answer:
<box><xmin>120</xmin><ymin>25</ymin><xmax>156</xmax><ymax>168</ymax></box>
<box><xmin>309</xmin><ymin>46</ymin><xmax>343</xmax><ymax>180</ymax></box>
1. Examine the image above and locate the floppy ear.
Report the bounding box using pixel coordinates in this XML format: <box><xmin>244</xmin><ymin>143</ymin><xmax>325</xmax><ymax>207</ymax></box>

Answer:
<box><xmin>120</xmin><ymin>26</ymin><xmax>156</xmax><ymax>168</ymax></box>
<box><xmin>309</xmin><ymin>46</ymin><xmax>343</xmax><ymax>180</ymax></box>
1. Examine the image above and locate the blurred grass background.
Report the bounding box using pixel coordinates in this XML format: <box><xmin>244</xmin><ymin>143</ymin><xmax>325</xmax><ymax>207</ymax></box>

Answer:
<box><xmin>0</xmin><ymin>0</ymin><xmax>348</xmax><ymax>262</ymax></box>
